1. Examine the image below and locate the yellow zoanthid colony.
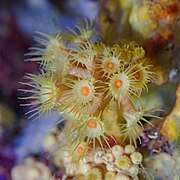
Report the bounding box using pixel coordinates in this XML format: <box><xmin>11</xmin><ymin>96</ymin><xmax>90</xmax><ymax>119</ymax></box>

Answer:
<box><xmin>20</xmin><ymin>20</ymin><xmax>160</xmax><ymax>179</ymax></box>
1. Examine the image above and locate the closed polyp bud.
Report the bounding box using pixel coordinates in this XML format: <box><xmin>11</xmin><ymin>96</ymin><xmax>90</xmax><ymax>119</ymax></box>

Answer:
<box><xmin>124</xmin><ymin>144</ymin><xmax>135</xmax><ymax>154</ymax></box>
<box><xmin>115</xmin><ymin>155</ymin><xmax>131</xmax><ymax>170</ymax></box>
<box><xmin>130</xmin><ymin>152</ymin><xmax>143</xmax><ymax>164</ymax></box>
<box><xmin>105</xmin><ymin>153</ymin><xmax>115</xmax><ymax>163</ymax></box>
<box><xmin>112</xmin><ymin>145</ymin><xmax>124</xmax><ymax>159</ymax></box>
<box><xmin>105</xmin><ymin>171</ymin><xmax>116</xmax><ymax>180</ymax></box>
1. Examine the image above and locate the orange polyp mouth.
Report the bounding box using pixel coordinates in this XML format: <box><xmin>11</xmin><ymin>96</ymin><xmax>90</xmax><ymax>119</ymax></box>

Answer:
<box><xmin>76</xmin><ymin>146</ymin><xmax>85</xmax><ymax>155</ymax></box>
<box><xmin>115</xmin><ymin>79</ymin><xmax>123</xmax><ymax>88</ymax></box>
<box><xmin>88</xmin><ymin>120</ymin><xmax>97</xmax><ymax>128</ymax></box>
<box><xmin>80</xmin><ymin>86</ymin><xmax>90</xmax><ymax>96</ymax></box>
<box><xmin>107</xmin><ymin>62</ymin><xmax>114</xmax><ymax>69</ymax></box>
<box><xmin>133</xmin><ymin>71</ymin><xmax>141</xmax><ymax>80</ymax></box>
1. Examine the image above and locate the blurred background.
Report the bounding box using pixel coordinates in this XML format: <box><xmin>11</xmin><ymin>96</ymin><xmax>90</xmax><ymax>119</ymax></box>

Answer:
<box><xmin>0</xmin><ymin>0</ymin><xmax>180</xmax><ymax>179</ymax></box>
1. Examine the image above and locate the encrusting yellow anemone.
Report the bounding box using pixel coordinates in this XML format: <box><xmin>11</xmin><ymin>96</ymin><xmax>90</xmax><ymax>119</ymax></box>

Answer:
<box><xmin>20</xmin><ymin>19</ymin><xmax>160</xmax><ymax>179</ymax></box>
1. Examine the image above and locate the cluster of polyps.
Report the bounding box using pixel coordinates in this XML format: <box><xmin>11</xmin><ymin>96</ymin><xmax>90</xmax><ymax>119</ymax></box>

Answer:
<box><xmin>20</xmin><ymin>20</ymin><xmax>157</xmax><ymax>178</ymax></box>
<box><xmin>51</xmin><ymin>141</ymin><xmax>146</xmax><ymax>179</ymax></box>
